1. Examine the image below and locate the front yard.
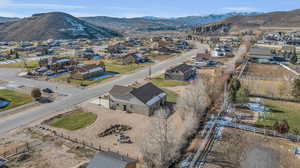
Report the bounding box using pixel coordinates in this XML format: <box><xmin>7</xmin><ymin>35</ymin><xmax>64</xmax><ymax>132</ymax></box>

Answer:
<box><xmin>0</xmin><ymin>89</ymin><xmax>33</xmax><ymax>112</ymax></box>
<box><xmin>0</xmin><ymin>60</ymin><xmax>39</xmax><ymax>69</ymax></box>
<box><xmin>53</xmin><ymin>74</ymin><xmax>114</xmax><ymax>86</ymax></box>
<box><xmin>47</xmin><ymin>110</ymin><xmax>97</xmax><ymax>131</ymax></box>
<box><xmin>256</xmin><ymin>99</ymin><xmax>300</xmax><ymax>135</ymax></box>
<box><xmin>150</xmin><ymin>75</ymin><xmax>189</xmax><ymax>87</ymax></box>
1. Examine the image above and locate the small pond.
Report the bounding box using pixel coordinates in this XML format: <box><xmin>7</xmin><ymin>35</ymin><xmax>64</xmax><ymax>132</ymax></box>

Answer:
<box><xmin>0</xmin><ymin>98</ymin><xmax>11</xmax><ymax>108</ymax></box>
<box><xmin>86</xmin><ymin>72</ymin><xmax>117</xmax><ymax>81</ymax></box>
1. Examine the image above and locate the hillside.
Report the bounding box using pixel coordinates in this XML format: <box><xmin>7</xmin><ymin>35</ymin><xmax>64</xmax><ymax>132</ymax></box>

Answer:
<box><xmin>192</xmin><ymin>9</ymin><xmax>300</xmax><ymax>35</ymax></box>
<box><xmin>222</xmin><ymin>9</ymin><xmax>300</xmax><ymax>28</ymax></box>
<box><xmin>0</xmin><ymin>12</ymin><xmax>122</xmax><ymax>42</ymax></box>
<box><xmin>80</xmin><ymin>12</ymin><xmax>259</xmax><ymax>33</ymax></box>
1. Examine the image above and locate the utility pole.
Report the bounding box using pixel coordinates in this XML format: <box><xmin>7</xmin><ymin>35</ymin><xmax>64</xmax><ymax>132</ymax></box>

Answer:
<box><xmin>148</xmin><ymin>65</ymin><xmax>152</xmax><ymax>79</ymax></box>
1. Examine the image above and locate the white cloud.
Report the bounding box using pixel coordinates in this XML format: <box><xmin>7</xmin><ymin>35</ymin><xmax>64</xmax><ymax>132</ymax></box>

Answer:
<box><xmin>224</xmin><ymin>7</ymin><xmax>257</xmax><ymax>12</ymax></box>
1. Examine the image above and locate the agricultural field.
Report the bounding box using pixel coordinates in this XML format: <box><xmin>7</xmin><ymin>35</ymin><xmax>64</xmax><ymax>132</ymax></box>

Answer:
<box><xmin>256</xmin><ymin>99</ymin><xmax>300</xmax><ymax>135</ymax></box>
<box><xmin>0</xmin><ymin>89</ymin><xmax>33</xmax><ymax>112</ymax></box>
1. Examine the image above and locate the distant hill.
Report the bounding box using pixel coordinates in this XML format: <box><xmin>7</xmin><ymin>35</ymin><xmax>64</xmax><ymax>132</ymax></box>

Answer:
<box><xmin>0</xmin><ymin>12</ymin><xmax>122</xmax><ymax>42</ymax></box>
<box><xmin>221</xmin><ymin>9</ymin><xmax>300</xmax><ymax>28</ymax></box>
<box><xmin>80</xmin><ymin>12</ymin><xmax>260</xmax><ymax>33</ymax></box>
<box><xmin>0</xmin><ymin>17</ymin><xmax>19</xmax><ymax>23</ymax></box>
<box><xmin>192</xmin><ymin>9</ymin><xmax>300</xmax><ymax>35</ymax></box>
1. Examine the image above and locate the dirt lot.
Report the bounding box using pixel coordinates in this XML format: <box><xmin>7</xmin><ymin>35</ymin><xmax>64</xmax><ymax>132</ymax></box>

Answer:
<box><xmin>205</xmin><ymin>128</ymin><xmax>300</xmax><ymax>168</ymax></box>
<box><xmin>43</xmin><ymin>102</ymin><xmax>186</xmax><ymax>160</ymax></box>
<box><xmin>0</xmin><ymin>128</ymin><xmax>93</xmax><ymax>168</ymax></box>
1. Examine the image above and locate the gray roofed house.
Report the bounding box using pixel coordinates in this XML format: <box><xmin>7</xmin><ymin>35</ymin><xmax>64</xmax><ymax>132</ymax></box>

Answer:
<box><xmin>165</xmin><ymin>63</ymin><xmax>196</xmax><ymax>81</ymax></box>
<box><xmin>87</xmin><ymin>152</ymin><xmax>137</xmax><ymax>168</ymax></box>
<box><xmin>109</xmin><ymin>83</ymin><xmax>166</xmax><ymax>116</ymax></box>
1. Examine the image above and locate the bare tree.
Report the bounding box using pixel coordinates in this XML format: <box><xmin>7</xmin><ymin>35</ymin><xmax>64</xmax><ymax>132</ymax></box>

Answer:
<box><xmin>141</xmin><ymin>108</ymin><xmax>176</xmax><ymax>168</ymax></box>
<box><xmin>176</xmin><ymin>78</ymin><xmax>211</xmax><ymax>122</ymax></box>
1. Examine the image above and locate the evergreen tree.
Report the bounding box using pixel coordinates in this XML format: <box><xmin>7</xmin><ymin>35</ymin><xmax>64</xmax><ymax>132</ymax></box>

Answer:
<box><xmin>290</xmin><ymin>48</ymin><xmax>298</xmax><ymax>64</ymax></box>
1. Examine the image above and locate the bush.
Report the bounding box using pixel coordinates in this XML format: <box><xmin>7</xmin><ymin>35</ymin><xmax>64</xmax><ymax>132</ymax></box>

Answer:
<box><xmin>31</xmin><ymin>88</ymin><xmax>42</xmax><ymax>100</ymax></box>
<box><xmin>229</xmin><ymin>78</ymin><xmax>241</xmax><ymax>102</ymax></box>
<box><xmin>235</xmin><ymin>87</ymin><xmax>250</xmax><ymax>104</ymax></box>
<box><xmin>293</xmin><ymin>78</ymin><xmax>300</xmax><ymax>99</ymax></box>
<box><xmin>273</xmin><ymin>120</ymin><xmax>290</xmax><ymax>134</ymax></box>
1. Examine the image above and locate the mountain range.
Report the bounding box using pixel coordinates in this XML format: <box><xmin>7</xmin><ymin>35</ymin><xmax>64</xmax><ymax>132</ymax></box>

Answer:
<box><xmin>0</xmin><ymin>17</ymin><xmax>19</xmax><ymax>23</ymax></box>
<box><xmin>80</xmin><ymin>12</ymin><xmax>260</xmax><ymax>33</ymax></box>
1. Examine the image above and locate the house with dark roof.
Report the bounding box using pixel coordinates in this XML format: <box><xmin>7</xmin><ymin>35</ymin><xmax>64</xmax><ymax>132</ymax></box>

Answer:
<box><xmin>87</xmin><ymin>152</ymin><xmax>137</xmax><ymax>168</ymax></box>
<box><xmin>165</xmin><ymin>63</ymin><xmax>196</xmax><ymax>81</ymax></box>
<box><xmin>70</xmin><ymin>64</ymin><xmax>105</xmax><ymax>80</ymax></box>
<box><xmin>108</xmin><ymin>83</ymin><xmax>166</xmax><ymax>116</ymax></box>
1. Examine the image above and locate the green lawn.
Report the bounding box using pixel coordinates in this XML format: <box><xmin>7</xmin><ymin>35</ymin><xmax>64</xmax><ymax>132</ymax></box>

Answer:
<box><xmin>53</xmin><ymin>74</ymin><xmax>113</xmax><ymax>86</ymax></box>
<box><xmin>161</xmin><ymin>88</ymin><xmax>178</xmax><ymax>103</ymax></box>
<box><xmin>48</xmin><ymin>111</ymin><xmax>97</xmax><ymax>131</ymax></box>
<box><xmin>0</xmin><ymin>89</ymin><xmax>33</xmax><ymax>112</ymax></box>
<box><xmin>0</xmin><ymin>60</ymin><xmax>39</xmax><ymax>69</ymax></box>
<box><xmin>106</xmin><ymin>63</ymin><xmax>151</xmax><ymax>74</ymax></box>
<box><xmin>256</xmin><ymin>99</ymin><xmax>300</xmax><ymax>135</ymax></box>
<box><xmin>150</xmin><ymin>75</ymin><xmax>189</xmax><ymax>87</ymax></box>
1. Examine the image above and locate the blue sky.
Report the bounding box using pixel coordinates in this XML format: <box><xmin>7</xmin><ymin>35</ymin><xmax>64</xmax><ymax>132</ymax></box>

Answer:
<box><xmin>0</xmin><ymin>0</ymin><xmax>299</xmax><ymax>18</ymax></box>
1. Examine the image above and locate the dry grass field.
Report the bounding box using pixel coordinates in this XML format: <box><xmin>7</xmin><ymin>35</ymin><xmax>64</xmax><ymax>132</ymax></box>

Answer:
<box><xmin>240</xmin><ymin>79</ymin><xmax>294</xmax><ymax>99</ymax></box>
<box><xmin>205</xmin><ymin>128</ymin><xmax>300</xmax><ymax>168</ymax></box>
<box><xmin>243</xmin><ymin>63</ymin><xmax>296</xmax><ymax>79</ymax></box>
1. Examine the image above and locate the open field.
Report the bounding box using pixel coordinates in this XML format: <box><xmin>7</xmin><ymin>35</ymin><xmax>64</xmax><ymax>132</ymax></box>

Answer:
<box><xmin>243</xmin><ymin>63</ymin><xmax>296</xmax><ymax>79</ymax></box>
<box><xmin>256</xmin><ymin>99</ymin><xmax>300</xmax><ymax>135</ymax></box>
<box><xmin>205</xmin><ymin>128</ymin><xmax>300</xmax><ymax>168</ymax></box>
<box><xmin>47</xmin><ymin>110</ymin><xmax>97</xmax><ymax>131</ymax></box>
<box><xmin>240</xmin><ymin>78</ymin><xmax>294</xmax><ymax>99</ymax></box>
<box><xmin>0</xmin><ymin>89</ymin><xmax>33</xmax><ymax>112</ymax></box>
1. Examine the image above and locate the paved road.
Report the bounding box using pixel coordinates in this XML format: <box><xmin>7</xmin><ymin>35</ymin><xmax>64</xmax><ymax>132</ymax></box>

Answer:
<box><xmin>0</xmin><ymin>43</ymin><xmax>207</xmax><ymax>134</ymax></box>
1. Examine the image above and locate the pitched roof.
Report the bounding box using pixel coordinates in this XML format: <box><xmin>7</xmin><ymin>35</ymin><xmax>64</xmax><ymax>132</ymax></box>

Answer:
<box><xmin>109</xmin><ymin>85</ymin><xmax>134</xmax><ymax>98</ymax></box>
<box><xmin>167</xmin><ymin>63</ymin><xmax>193</xmax><ymax>73</ymax></box>
<box><xmin>87</xmin><ymin>152</ymin><xmax>136</xmax><ymax>168</ymax></box>
<box><xmin>131</xmin><ymin>83</ymin><xmax>164</xmax><ymax>104</ymax></box>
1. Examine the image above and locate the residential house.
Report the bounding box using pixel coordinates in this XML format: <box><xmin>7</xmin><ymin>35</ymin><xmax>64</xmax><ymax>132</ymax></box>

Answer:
<box><xmin>109</xmin><ymin>83</ymin><xmax>166</xmax><ymax>116</ymax></box>
<box><xmin>87</xmin><ymin>152</ymin><xmax>137</xmax><ymax>168</ymax></box>
<box><xmin>39</xmin><ymin>57</ymin><xmax>72</xmax><ymax>71</ymax></box>
<box><xmin>211</xmin><ymin>45</ymin><xmax>233</xmax><ymax>57</ymax></box>
<box><xmin>165</xmin><ymin>63</ymin><xmax>196</xmax><ymax>81</ymax></box>
<box><xmin>71</xmin><ymin>64</ymin><xmax>105</xmax><ymax>80</ymax></box>
<box><xmin>122</xmin><ymin>53</ymin><xmax>148</xmax><ymax>65</ymax></box>
<box><xmin>249</xmin><ymin>47</ymin><xmax>277</xmax><ymax>63</ymax></box>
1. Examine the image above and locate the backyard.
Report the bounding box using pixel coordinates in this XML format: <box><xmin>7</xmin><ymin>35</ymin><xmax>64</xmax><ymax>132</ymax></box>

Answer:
<box><xmin>47</xmin><ymin>110</ymin><xmax>97</xmax><ymax>131</ymax></box>
<box><xmin>256</xmin><ymin>99</ymin><xmax>300</xmax><ymax>135</ymax></box>
<box><xmin>0</xmin><ymin>89</ymin><xmax>33</xmax><ymax>112</ymax></box>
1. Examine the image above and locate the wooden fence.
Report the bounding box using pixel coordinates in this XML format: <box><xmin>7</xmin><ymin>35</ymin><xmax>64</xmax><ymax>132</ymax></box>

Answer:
<box><xmin>35</xmin><ymin>125</ymin><xmax>140</xmax><ymax>161</ymax></box>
